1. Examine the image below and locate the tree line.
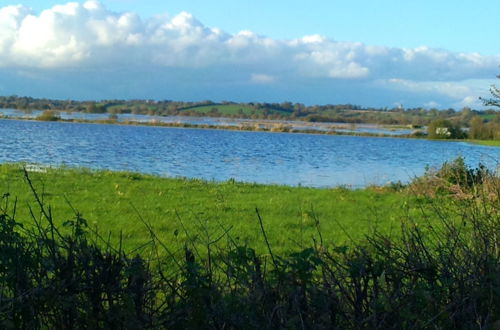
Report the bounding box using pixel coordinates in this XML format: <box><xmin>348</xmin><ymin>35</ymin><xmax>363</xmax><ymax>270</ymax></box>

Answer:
<box><xmin>1</xmin><ymin>95</ymin><xmax>499</xmax><ymax>140</ymax></box>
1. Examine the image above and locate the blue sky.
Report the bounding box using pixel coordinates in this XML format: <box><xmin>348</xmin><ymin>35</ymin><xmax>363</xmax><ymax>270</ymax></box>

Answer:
<box><xmin>11</xmin><ymin>0</ymin><xmax>500</xmax><ymax>54</ymax></box>
<box><xmin>0</xmin><ymin>0</ymin><xmax>499</xmax><ymax>108</ymax></box>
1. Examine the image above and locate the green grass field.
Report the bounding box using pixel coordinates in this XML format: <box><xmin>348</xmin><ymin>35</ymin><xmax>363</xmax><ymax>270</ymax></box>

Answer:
<box><xmin>466</xmin><ymin>139</ymin><xmax>500</xmax><ymax>146</ymax></box>
<box><xmin>106</xmin><ymin>103</ymin><xmax>158</xmax><ymax>112</ymax></box>
<box><xmin>181</xmin><ymin>104</ymin><xmax>290</xmax><ymax>116</ymax></box>
<box><xmin>479</xmin><ymin>113</ymin><xmax>497</xmax><ymax>121</ymax></box>
<box><xmin>0</xmin><ymin>164</ymin><xmax>412</xmax><ymax>255</ymax></box>
<box><xmin>1</xmin><ymin>162</ymin><xmax>497</xmax><ymax>328</ymax></box>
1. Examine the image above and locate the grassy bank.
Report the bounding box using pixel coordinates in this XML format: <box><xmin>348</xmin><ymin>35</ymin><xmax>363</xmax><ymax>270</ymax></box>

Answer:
<box><xmin>465</xmin><ymin>139</ymin><xmax>500</xmax><ymax>147</ymax></box>
<box><xmin>0</xmin><ymin>164</ymin><xmax>409</xmax><ymax>255</ymax></box>
<box><xmin>0</xmin><ymin>161</ymin><xmax>498</xmax><ymax>328</ymax></box>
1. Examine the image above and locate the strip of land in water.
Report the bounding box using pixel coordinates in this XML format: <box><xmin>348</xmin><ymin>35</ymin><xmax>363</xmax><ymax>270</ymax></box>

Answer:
<box><xmin>3</xmin><ymin>113</ymin><xmax>500</xmax><ymax>146</ymax></box>
<box><xmin>2</xmin><ymin>96</ymin><xmax>499</xmax><ymax>144</ymax></box>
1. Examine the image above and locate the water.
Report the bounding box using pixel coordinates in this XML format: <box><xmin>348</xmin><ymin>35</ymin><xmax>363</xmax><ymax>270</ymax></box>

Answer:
<box><xmin>0</xmin><ymin>119</ymin><xmax>498</xmax><ymax>187</ymax></box>
<box><xmin>0</xmin><ymin>108</ymin><xmax>417</xmax><ymax>135</ymax></box>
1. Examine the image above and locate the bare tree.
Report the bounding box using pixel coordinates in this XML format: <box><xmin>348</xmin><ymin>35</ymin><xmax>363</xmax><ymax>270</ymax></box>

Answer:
<box><xmin>481</xmin><ymin>73</ymin><xmax>500</xmax><ymax>108</ymax></box>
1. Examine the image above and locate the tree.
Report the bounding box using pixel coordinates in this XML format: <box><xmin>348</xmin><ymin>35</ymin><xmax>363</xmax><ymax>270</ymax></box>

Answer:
<box><xmin>480</xmin><ymin>73</ymin><xmax>500</xmax><ymax>108</ymax></box>
<box><xmin>469</xmin><ymin>116</ymin><xmax>485</xmax><ymax>139</ymax></box>
<box><xmin>86</xmin><ymin>103</ymin><xmax>106</xmax><ymax>113</ymax></box>
<box><xmin>427</xmin><ymin>119</ymin><xmax>465</xmax><ymax>139</ymax></box>
<box><xmin>460</xmin><ymin>107</ymin><xmax>474</xmax><ymax>125</ymax></box>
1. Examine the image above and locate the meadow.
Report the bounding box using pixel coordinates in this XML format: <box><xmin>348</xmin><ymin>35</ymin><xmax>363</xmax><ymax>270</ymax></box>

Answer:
<box><xmin>0</xmin><ymin>164</ymin><xmax>408</xmax><ymax>255</ymax></box>
<box><xmin>180</xmin><ymin>103</ymin><xmax>290</xmax><ymax>117</ymax></box>
<box><xmin>0</xmin><ymin>160</ymin><xmax>497</xmax><ymax>328</ymax></box>
<box><xmin>468</xmin><ymin>139</ymin><xmax>500</xmax><ymax>146</ymax></box>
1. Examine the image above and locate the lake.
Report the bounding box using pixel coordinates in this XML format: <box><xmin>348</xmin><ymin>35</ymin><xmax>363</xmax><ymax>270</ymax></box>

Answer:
<box><xmin>0</xmin><ymin>108</ymin><xmax>417</xmax><ymax>135</ymax></box>
<box><xmin>0</xmin><ymin>119</ymin><xmax>498</xmax><ymax>187</ymax></box>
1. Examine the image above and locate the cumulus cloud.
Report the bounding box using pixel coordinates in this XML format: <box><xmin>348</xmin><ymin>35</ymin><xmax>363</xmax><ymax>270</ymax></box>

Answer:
<box><xmin>0</xmin><ymin>1</ymin><xmax>498</xmax><ymax>107</ymax></box>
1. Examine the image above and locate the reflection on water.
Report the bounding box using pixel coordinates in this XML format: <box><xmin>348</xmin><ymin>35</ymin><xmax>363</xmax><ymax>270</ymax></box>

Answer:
<box><xmin>0</xmin><ymin>119</ymin><xmax>497</xmax><ymax>187</ymax></box>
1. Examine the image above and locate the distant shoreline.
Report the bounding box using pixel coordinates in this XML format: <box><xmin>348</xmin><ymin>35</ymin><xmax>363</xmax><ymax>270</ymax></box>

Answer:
<box><xmin>0</xmin><ymin>113</ymin><xmax>424</xmax><ymax>138</ymax></box>
<box><xmin>1</xmin><ymin>113</ymin><xmax>499</xmax><ymax>147</ymax></box>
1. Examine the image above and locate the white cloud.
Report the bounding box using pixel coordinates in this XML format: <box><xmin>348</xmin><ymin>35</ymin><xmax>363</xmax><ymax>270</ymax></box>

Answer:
<box><xmin>381</xmin><ymin>79</ymin><xmax>471</xmax><ymax>99</ymax></box>
<box><xmin>377</xmin><ymin>78</ymin><xmax>492</xmax><ymax>108</ymax></box>
<box><xmin>300</xmin><ymin>34</ymin><xmax>326</xmax><ymax>44</ymax></box>
<box><xmin>460</xmin><ymin>96</ymin><xmax>477</xmax><ymax>107</ymax></box>
<box><xmin>0</xmin><ymin>1</ymin><xmax>498</xmax><ymax>107</ymax></box>
<box><xmin>250</xmin><ymin>73</ymin><xmax>275</xmax><ymax>84</ymax></box>
<box><xmin>424</xmin><ymin>101</ymin><xmax>440</xmax><ymax>109</ymax></box>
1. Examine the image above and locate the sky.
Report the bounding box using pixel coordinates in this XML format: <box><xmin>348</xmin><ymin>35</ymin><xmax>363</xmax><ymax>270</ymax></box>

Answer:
<box><xmin>0</xmin><ymin>0</ymin><xmax>499</xmax><ymax>108</ymax></box>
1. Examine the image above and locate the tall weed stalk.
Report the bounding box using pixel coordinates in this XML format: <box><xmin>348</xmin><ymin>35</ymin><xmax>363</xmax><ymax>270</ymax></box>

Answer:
<box><xmin>0</xmin><ymin>164</ymin><xmax>498</xmax><ymax>329</ymax></box>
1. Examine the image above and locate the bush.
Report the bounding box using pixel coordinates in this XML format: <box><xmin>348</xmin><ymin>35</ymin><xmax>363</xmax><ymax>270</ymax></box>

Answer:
<box><xmin>427</xmin><ymin>119</ymin><xmax>465</xmax><ymax>139</ymax></box>
<box><xmin>410</xmin><ymin>157</ymin><xmax>497</xmax><ymax>200</ymax></box>
<box><xmin>0</xmin><ymin>168</ymin><xmax>498</xmax><ymax>329</ymax></box>
<box><xmin>36</xmin><ymin>110</ymin><xmax>60</xmax><ymax>121</ymax></box>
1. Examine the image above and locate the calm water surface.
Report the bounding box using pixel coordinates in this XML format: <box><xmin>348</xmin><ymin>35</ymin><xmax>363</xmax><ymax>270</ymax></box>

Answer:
<box><xmin>0</xmin><ymin>119</ymin><xmax>498</xmax><ymax>187</ymax></box>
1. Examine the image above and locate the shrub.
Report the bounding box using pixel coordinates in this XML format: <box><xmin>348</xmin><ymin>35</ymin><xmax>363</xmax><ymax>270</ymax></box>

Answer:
<box><xmin>410</xmin><ymin>157</ymin><xmax>498</xmax><ymax>201</ymax></box>
<box><xmin>0</xmin><ymin>168</ymin><xmax>498</xmax><ymax>329</ymax></box>
<box><xmin>427</xmin><ymin>119</ymin><xmax>465</xmax><ymax>139</ymax></box>
<box><xmin>36</xmin><ymin>110</ymin><xmax>61</xmax><ymax>121</ymax></box>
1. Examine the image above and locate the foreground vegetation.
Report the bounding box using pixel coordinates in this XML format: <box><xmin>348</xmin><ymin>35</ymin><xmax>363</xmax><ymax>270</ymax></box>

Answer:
<box><xmin>0</xmin><ymin>164</ymin><xmax>406</xmax><ymax>253</ymax></box>
<box><xmin>0</xmin><ymin>160</ymin><xmax>498</xmax><ymax>328</ymax></box>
